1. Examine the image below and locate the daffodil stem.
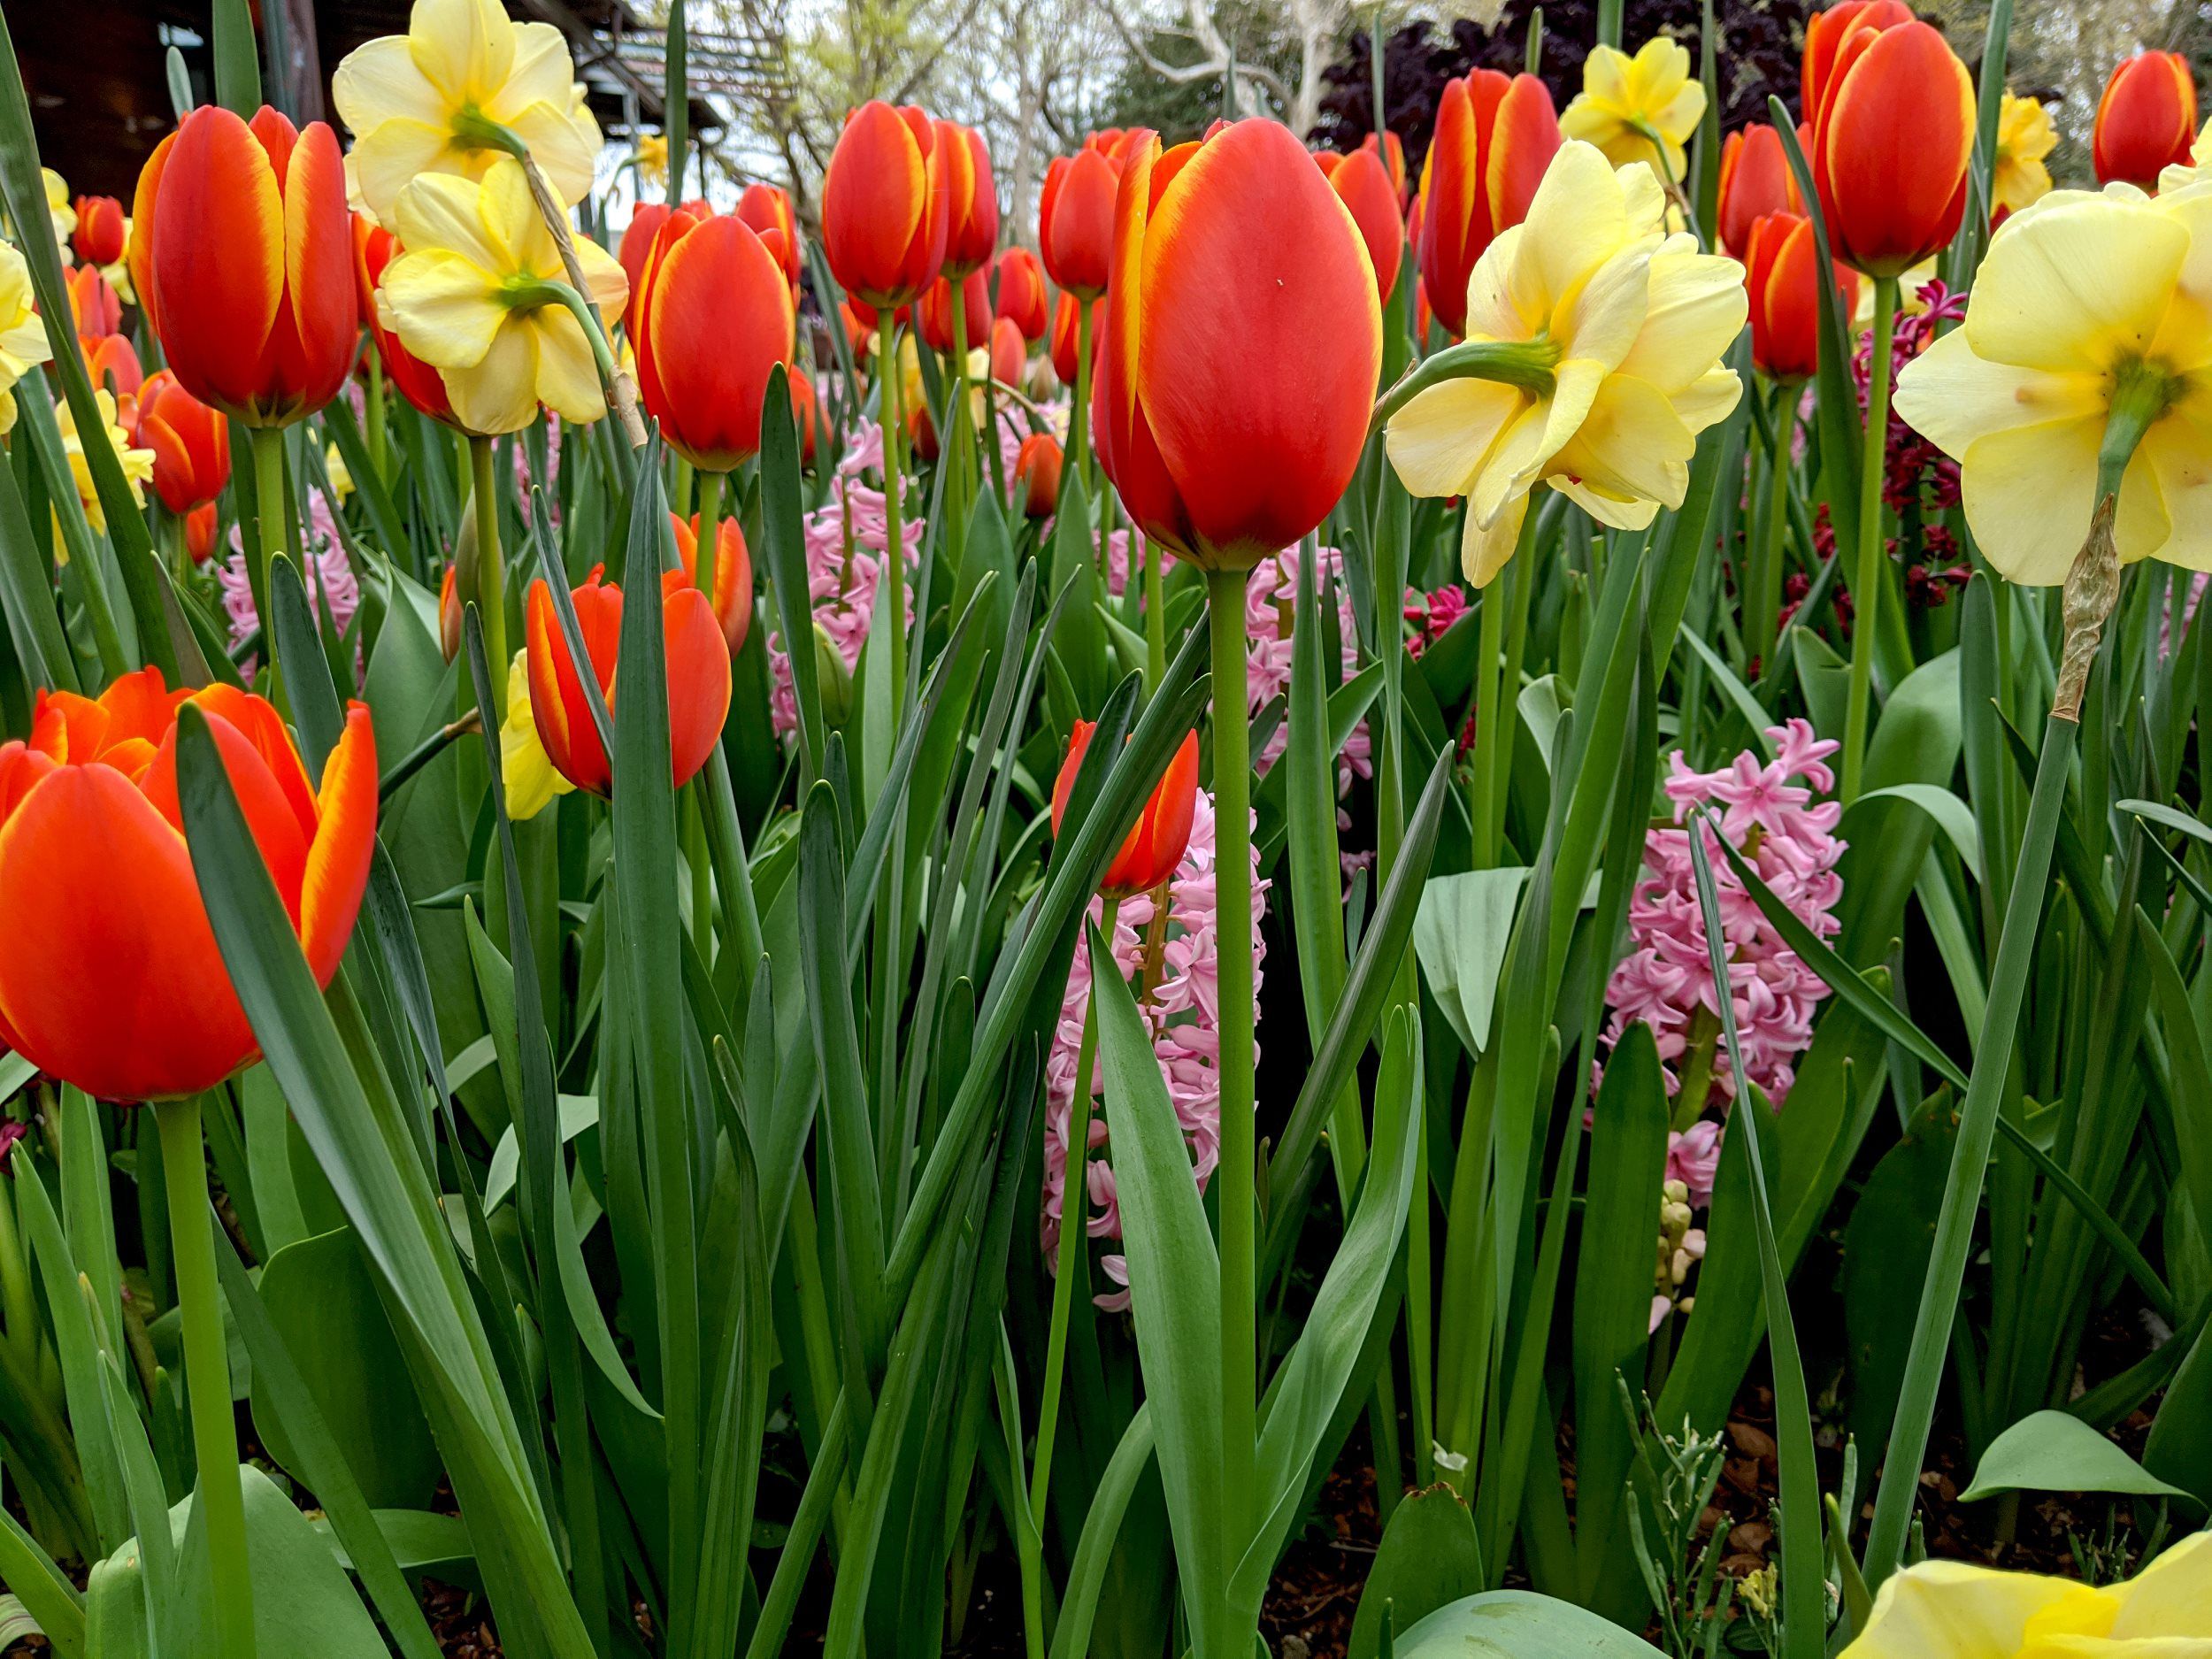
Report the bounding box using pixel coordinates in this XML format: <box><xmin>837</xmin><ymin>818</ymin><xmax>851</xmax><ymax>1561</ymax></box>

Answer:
<box><xmin>879</xmin><ymin>311</ymin><xmax>908</xmax><ymax>720</ymax></box>
<box><xmin>469</xmin><ymin>435</ymin><xmax>507</xmax><ymax>719</ymax></box>
<box><xmin>1370</xmin><ymin>337</ymin><xmax>1563</xmax><ymax>436</ymax></box>
<box><xmin>157</xmin><ymin>1093</ymin><xmax>255</xmax><ymax>1658</ymax></box>
<box><xmin>1841</xmin><ymin>276</ymin><xmax>1896</xmax><ymax>803</ymax></box>
<box><xmin>1026</xmin><ymin>892</ymin><xmax>1118</xmax><ymax>1579</ymax></box>
<box><xmin>250</xmin><ymin>426</ymin><xmax>287</xmax><ymax>649</ymax></box>
<box><xmin>1207</xmin><ymin>566</ymin><xmax>1259</xmax><ymax>1569</ymax></box>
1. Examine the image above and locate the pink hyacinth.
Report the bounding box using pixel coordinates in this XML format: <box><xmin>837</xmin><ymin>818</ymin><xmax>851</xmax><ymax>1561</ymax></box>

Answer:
<box><xmin>1244</xmin><ymin>544</ymin><xmax>1371</xmax><ymax>811</ymax></box>
<box><xmin>218</xmin><ymin>492</ymin><xmax>360</xmax><ymax>657</ymax></box>
<box><xmin>1040</xmin><ymin>788</ymin><xmax>1268</xmax><ymax>1311</ymax></box>
<box><xmin>765</xmin><ymin>419</ymin><xmax>922</xmax><ymax>741</ymax></box>
<box><xmin>1599</xmin><ymin>718</ymin><xmax>1846</xmax><ymax>1118</ymax></box>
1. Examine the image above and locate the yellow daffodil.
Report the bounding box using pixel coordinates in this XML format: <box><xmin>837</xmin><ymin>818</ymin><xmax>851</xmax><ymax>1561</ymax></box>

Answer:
<box><xmin>501</xmin><ymin>646</ymin><xmax>573</xmax><ymax>819</ymax></box>
<box><xmin>332</xmin><ymin>0</ymin><xmax>603</xmax><ymax>225</ymax></box>
<box><xmin>55</xmin><ymin>389</ymin><xmax>153</xmax><ymax>534</ymax></box>
<box><xmin>636</xmin><ymin>132</ymin><xmax>668</xmax><ymax>188</ymax></box>
<box><xmin>376</xmin><ymin>156</ymin><xmax>627</xmax><ymax>435</ymax></box>
<box><xmin>325</xmin><ymin>442</ymin><xmax>355</xmax><ymax>503</ymax></box>
<box><xmin>1993</xmin><ymin>92</ymin><xmax>2056</xmax><ymax>217</ymax></box>
<box><xmin>1560</xmin><ymin>37</ymin><xmax>1708</xmax><ymax>182</ymax></box>
<box><xmin>42</xmin><ymin>169</ymin><xmax>74</xmax><ymax>257</ymax></box>
<box><xmin>0</xmin><ymin>241</ymin><xmax>54</xmax><ymax>438</ymax></box>
<box><xmin>1892</xmin><ymin>179</ymin><xmax>2212</xmax><ymax>584</ymax></box>
<box><xmin>1841</xmin><ymin>1530</ymin><xmax>2210</xmax><ymax>1657</ymax></box>
<box><xmin>1383</xmin><ymin>141</ymin><xmax>1745</xmax><ymax>584</ymax></box>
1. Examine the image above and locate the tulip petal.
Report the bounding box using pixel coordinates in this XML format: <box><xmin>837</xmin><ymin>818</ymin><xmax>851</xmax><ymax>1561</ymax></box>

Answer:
<box><xmin>154</xmin><ymin>109</ymin><xmax>283</xmax><ymax>413</ymax></box>
<box><xmin>663</xmin><ymin>580</ymin><xmax>733</xmax><ymax>790</ymax></box>
<box><xmin>298</xmin><ymin>703</ymin><xmax>377</xmax><ymax>984</ymax></box>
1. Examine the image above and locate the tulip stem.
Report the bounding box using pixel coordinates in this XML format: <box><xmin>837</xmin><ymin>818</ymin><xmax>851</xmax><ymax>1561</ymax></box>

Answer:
<box><xmin>365</xmin><ymin>354</ymin><xmax>388</xmax><ymax>483</ymax></box>
<box><xmin>879</xmin><ymin>311</ymin><xmax>908</xmax><ymax>719</ymax></box>
<box><xmin>1206</xmin><ymin>566</ymin><xmax>1259</xmax><ymax>1562</ymax></box>
<box><xmin>1070</xmin><ymin>300</ymin><xmax>1094</xmax><ymax>511</ymax></box>
<box><xmin>250</xmin><ymin>427</ymin><xmax>288</xmax><ymax>649</ymax></box>
<box><xmin>468</xmin><ymin>436</ymin><xmax>507</xmax><ymax>718</ymax></box>
<box><xmin>1750</xmin><ymin>380</ymin><xmax>1794</xmax><ymax>667</ymax></box>
<box><xmin>1025</xmin><ymin>891</ymin><xmax>1119</xmax><ymax>1617</ymax></box>
<box><xmin>686</xmin><ymin>472</ymin><xmax>723</xmax><ymax>969</ymax></box>
<box><xmin>1144</xmin><ymin>534</ymin><xmax>1166</xmax><ymax>693</ymax></box>
<box><xmin>155</xmin><ymin>1093</ymin><xmax>255</xmax><ymax>1657</ymax></box>
<box><xmin>1840</xmin><ymin>275</ymin><xmax>1896</xmax><ymax>803</ymax></box>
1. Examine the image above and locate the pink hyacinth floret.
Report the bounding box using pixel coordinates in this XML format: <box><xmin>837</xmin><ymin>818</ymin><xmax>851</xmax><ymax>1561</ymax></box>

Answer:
<box><xmin>766</xmin><ymin>419</ymin><xmax>922</xmax><ymax>741</ymax></box>
<box><xmin>1040</xmin><ymin>788</ymin><xmax>1268</xmax><ymax>1311</ymax></box>
<box><xmin>1599</xmin><ymin>718</ymin><xmax>1847</xmax><ymax>1118</ymax></box>
<box><xmin>1244</xmin><ymin>543</ymin><xmax>1371</xmax><ymax>813</ymax></box>
<box><xmin>219</xmin><ymin>492</ymin><xmax>360</xmax><ymax>658</ymax></box>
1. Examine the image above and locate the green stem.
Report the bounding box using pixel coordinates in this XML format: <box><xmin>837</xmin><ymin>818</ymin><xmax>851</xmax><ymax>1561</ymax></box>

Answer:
<box><xmin>1206</xmin><ymin>568</ymin><xmax>1258</xmax><ymax>1561</ymax></box>
<box><xmin>1026</xmin><ymin>893</ymin><xmax>1119</xmax><ymax>1561</ymax></box>
<box><xmin>1841</xmin><ymin>277</ymin><xmax>1897</xmax><ymax>803</ymax></box>
<box><xmin>249</xmin><ymin>426</ymin><xmax>288</xmax><ymax>649</ymax></box>
<box><xmin>1752</xmin><ymin>381</ymin><xmax>1794</xmax><ymax>666</ymax></box>
<box><xmin>365</xmin><ymin>353</ymin><xmax>388</xmax><ymax>483</ymax></box>
<box><xmin>693</xmin><ymin>468</ymin><xmax>723</xmax><ymax>618</ymax></box>
<box><xmin>1070</xmin><ymin>299</ymin><xmax>1094</xmax><ymax>506</ymax></box>
<box><xmin>468</xmin><ymin>435</ymin><xmax>507</xmax><ymax>717</ymax></box>
<box><xmin>157</xmin><ymin>1094</ymin><xmax>255</xmax><ymax>1656</ymax></box>
<box><xmin>1143</xmin><ymin>534</ymin><xmax>1166</xmax><ymax>694</ymax></box>
<box><xmin>879</xmin><ymin>311</ymin><xmax>907</xmax><ymax>719</ymax></box>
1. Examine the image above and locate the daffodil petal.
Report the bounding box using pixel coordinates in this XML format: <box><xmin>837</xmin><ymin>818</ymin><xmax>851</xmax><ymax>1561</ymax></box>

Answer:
<box><xmin>1384</xmin><ymin>376</ymin><xmax>1523</xmax><ymax>498</ymax></box>
<box><xmin>1461</xmin><ymin>486</ymin><xmax>1529</xmax><ymax>588</ymax></box>
<box><xmin>1892</xmin><ymin>327</ymin><xmax>2105</xmax><ymax>459</ymax></box>
<box><xmin>1968</xmin><ymin>195</ymin><xmax>2188</xmax><ymax>373</ymax></box>
<box><xmin>531</xmin><ymin>310</ymin><xmax>608</xmax><ymax>426</ymax></box>
<box><xmin>380</xmin><ymin>248</ymin><xmax>504</xmax><ymax>369</ymax></box>
<box><xmin>1959</xmin><ymin>414</ymin><xmax>2112</xmax><ymax>585</ymax></box>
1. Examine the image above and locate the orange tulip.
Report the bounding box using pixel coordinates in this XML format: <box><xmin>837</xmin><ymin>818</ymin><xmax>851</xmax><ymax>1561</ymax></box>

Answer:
<box><xmin>1316</xmin><ymin>146</ymin><xmax>1403</xmax><ymax>303</ymax></box>
<box><xmin>132</xmin><ymin>369</ymin><xmax>231</xmax><ymax>513</ymax></box>
<box><xmin>2094</xmin><ymin>52</ymin><xmax>2197</xmax><ymax>188</ymax></box>
<box><xmin>1717</xmin><ymin>122</ymin><xmax>1803</xmax><ymax>256</ymax></box>
<box><xmin>618</xmin><ymin>198</ymin><xmax>710</xmax><ymax>328</ymax></box>
<box><xmin>438</xmin><ymin>564</ymin><xmax>462</xmax><ymax>663</ymax></box>
<box><xmin>841</xmin><ymin>296</ymin><xmax>878</xmax><ymax>358</ymax></box>
<box><xmin>1743</xmin><ymin>211</ymin><xmax>1857</xmax><ymax>382</ymax></box>
<box><xmin>1094</xmin><ymin>121</ymin><xmax>1382</xmax><ymax>572</ymax></box>
<box><xmin>918</xmin><ymin>267</ymin><xmax>991</xmax><ymax>354</ymax></box>
<box><xmin>789</xmin><ymin>366</ymin><xmax>820</xmax><ymax>468</ymax></box>
<box><xmin>822</xmin><ymin>101</ymin><xmax>949</xmax><ymax>309</ymax></box>
<box><xmin>0</xmin><ymin>669</ymin><xmax>377</xmax><ymax>1102</ymax></box>
<box><xmin>735</xmin><ymin>182</ymin><xmax>803</xmax><ymax>296</ymax></box>
<box><xmin>72</xmin><ymin>195</ymin><xmax>127</xmax><ymax>268</ymax></box>
<box><xmin>81</xmin><ymin>333</ymin><xmax>142</xmax><ymax>398</ymax></box>
<box><xmin>130</xmin><ymin>104</ymin><xmax>353</xmax><ymax>426</ymax></box>
<box><xmin>671</xmin><ymin>511</ymin><xmax>754</xmax><ymax>654</ymax></box>
<box><xmin>524</xmin><ymin>566</ymin><xmax>732</xmax><ymax>796</ymax></box>
<box><xmin>633</xmin><ymin>210</ymin><xmax>794</xmax><ymax>472</ymax></box>
<box><xmin>184</xmin><ymin>503</ymin><xmax>219</xmax><ymax>565</ymax></box>
<box><xmin>1416</xmin><ymin>69</ymin><xmax>1560</xmax><ymax>338</ymax></box>
<box><xmin>1049</xmin><ymin>289</ymin><xmax>1102</xmax><ymax>388</ymax></box>
<box><xmin>67</xmin><ymin>265</ymin><xmax>122</xmax><ymax>337</ymax></box>
<box><xmin>1015</xmin><ymin>432</ymin><xmax>1063</xmax><ymax>518</ymax></box>
<box><xmin>1805</xmin><ymin>5</ymin><xmax>1974</xmax><ymax>278</ymax></box>
<box><xmin>939</xmin><ymin>122</ymin><xmax>999</xmax><ymax>278</ymax></box>
<box><xmin>1414</xmin><ymin>273</ymin><xmax>1432</xmax><ymax>344</ymax></box>
<box><xmin>1040</xmin><ymin>147</ymin><xmax>1119</xmax><ymax>301</ymax></box>
<box><xmin>994</xmin><ymin>246</ymin><xmax>1048</xmax><ymax>340</ymax></box>
<box><xmin>352</xmin><ymin>215</ymin><xmax>457</xmax><ymax>426</ymax></box>
<box><xmin>906</xmin><ymin>400</ymin><xmax>941</xmax><ymax>463</ymax></box>
<box><xmin>1361</xmin><ymin>130</ymin><xmax>1409</xmax><ymax>205</ymax></box>
<box><xmin>988</xmin><ymin>315</ymin><xmax>1025</xmax><ymax>388</ymax></box>
<box><xmin>1049</xmin><ymin>721</ymin><xmax>1199</xmax><ymax>897</ymax></box>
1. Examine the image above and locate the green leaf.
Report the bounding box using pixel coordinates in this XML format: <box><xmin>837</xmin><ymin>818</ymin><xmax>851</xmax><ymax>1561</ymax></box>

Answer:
<box><xmin>1047</xmin><ymin>1407</ymin><xmax>1157</xmax><ymax>1659</ymax></box>
<box><xmin>211</xmin><ymin>0</ymin><xmax>261</xmax><ymax>112</ymax></box>
<box><xmin>1843</xmin><ymin>1094</ymin><xmax>1955</xmax><ymax>1456</ymax></box>
<box><xmin>1960</xmin><ymin>1410</ymin><xmax>2191</xmax><ymax>1503</ymax></box>
<box><xmin>2144</xmin><ymin>1316</ymin><xmax>2212</xmax><ymax>1508</ymax></box>
<box><xmin>1348</xmin><ymin>1487</ymin><xmax>1484</xmax><ymax>1659</ymax></box>
<box><xmin>0</xmin><ymin>1514</ymin><xmax>82</xmax><ymax>1659</ymax></box>
<box><xmin>1413</xmin><ymin>867</ymin><xmax>1531</xmax><ymax>1057</ymax></box>
<box><xmin>1394</xmin><ymin>1591</ymin><xmax>1666</xmax><ymax>1657</ymax></box>
<box><xmin>250</xmin><ymin>1228</ymin><xmax>441</xmax><ymax>1510</ymax></box>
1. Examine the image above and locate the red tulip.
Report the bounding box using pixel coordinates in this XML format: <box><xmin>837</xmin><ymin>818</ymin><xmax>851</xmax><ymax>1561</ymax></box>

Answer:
<box><xmin>1015</xmin><ymin>432</ymin><xmax>1062</xmax><ymax>518</ymax></box>
<box><xmin>132</xmin><ymin>369</ymin><xmax>231</xmax><ymax>513</ymax></box>
<box><xmin>67</xmin><ymin>265</ymin><xmax>122</xmax><ymax>336</ymax></box>
<box><xmin>130</xmin><ymin>104</ymin><xmax>353</xmax><ymax>425</ymax></box>
<box><xmin>1743</xmin><ymin>211</ymin><xmax>1857</xmax><ymax>382</ymax></box>
<box><xmin>524</xmin><ymin>566</ymin><xmax>732</xmax><ymax>796</ymax></box>
<box><xmin>822</xmin><ymin>101</ymin><xmax>949</xmax><ymax>309</ymax></box>
<box><xmin>671</xmin><ymin>511</ymin><xmax>754</xmax><ymax>655</ymax></box>
<box><xmin>735</xmin><ymin>182</ymin><xmax>803</xmax><ymax>296</ymax></box>
<box><xmin>1361</xmin><ymin>130</ymin><xmax>1409</xmax><ymax>205</ymax></box>
<box><xmin>988</xmin><ymin>316</ymin><xmax>1025</xmax><ymax>388</ymax></box>
<box><xmin>906</xmin><ymin>401</ymin><xmax>940</xmax><ymax>463</ymax></box>
<box><xmin>438</xmin><ymin>564</ymin><xmax>462</xmax><ymax>663</ymax></box>
<box><xmin>1049</xmin><ymin>722</ymin><xmax>1199</xmax><ymax>897</ymax></box>
<box><xmin>1049</xmin><ymin>289</ymin><xmax>1102</xmax><ymax>388</ymax></box>
<box><xmin>352</xmin><ymin>214</ymin><xmax>457</xmax><ymax>426</ymax></box>
<box><xmin>789</xmin><ymin>366</ymin><xmax>820</xmax><ymax>468</ymax></box>
<box><xmin>1414</xmin><ymin>273</ymin><xmax>1432</xmax><ymax>344</ymax></box>
<box><xmin>841</xmin><ymin>296</ymin><xmax>877</xmax><ymax>357</ymax></box>
<box><xmin>918</xmin><ymin>267</ymin><xmax>991</xmax><ymax>353</ymax></box>
<box><xmin>993</xmin><ymin>246</ymin><xmax>1048</xmax><ymax>340</ymax></box>
<box><xmin>1717</xmin><ymin>123</ymin><xmax>1803</xmax><ymax>256</ymax></box>
<box><xmin>72</xmin><ymin>195</ymin><xmax>127</xmax><ymax>268</ymax></box>
<box><xmin>1040</xmin><ymin>146</ymin><xmax>1119</xmax><ymax>301</ymax></box>
<box><xmin>185</xmin><ymin>503</ymin><xmax>219</xmax><ymax>565</ymax></box>
<box><xmin>633</xmin><ymin>209</ymin><xmax>794</xmax><ymax>472</ymax></box>
<box><xmin>1806</xmin><ymin>7</ymin><xmax>1974</xmax><ymax>278</ymax></box>
<box><xmin>1094</xmin><ymin>121</ymin><xmax>1382</xmax><ymax>572</ymax></box>
<box><xmin>1316</xmin><ymin>146</ymin><xmax>1402</xmax><ymax>303</ymax></box>
<box><xmin>939</xmin><ymin>122</ymin><xmax>999</xmax><ymax>278</ymax></box>
<box><xmin>81</xmin><ymin>334</ymin><xmax>142</xmax><ymax>398</ymax></box>
<box><xmin>0</xmin><ymin>669</ymin><xmax>376</xmax><ymax>1102</ymax></box>
<box><xmin>619</xmin><ymin>198</ymin><xmax>712</xmax><ymax>329</ymax></box>
<box><xmin>2094</xmin><ymin>52</ymin><xmax>2197</xmax><ymax>188</ymax></box>
<box><xmin>1417</xmin><ymin>70</ymin><xmax>1561</xmax><ymax>339</ymax></box>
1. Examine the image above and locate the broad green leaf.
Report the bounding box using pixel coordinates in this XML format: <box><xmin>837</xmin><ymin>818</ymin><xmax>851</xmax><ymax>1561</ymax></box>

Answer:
<box><xmin>1348</xmin><ymin>1486</ymin><xmax>1484</xmax><ymax>1659</ymax></box>
<box><xmin>1394</xmin><ymin>1591</ymin><xmax>1666</xmax><ymax>1657</ymax></box>
<box><xmin>1960</xmin><ymin>1410</ymin><xmax>2191</xmax><ymax>1502</ymax></box>
<box><xmin>1413</xmin><ymin>867</ymin><xmax>1530</xmax><ymax>1057</ymax></box>
<box><xmin>1843</xmin><ymin>1094</ymin><xmax>1955</xmax><ymax>1456</ymax></box>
